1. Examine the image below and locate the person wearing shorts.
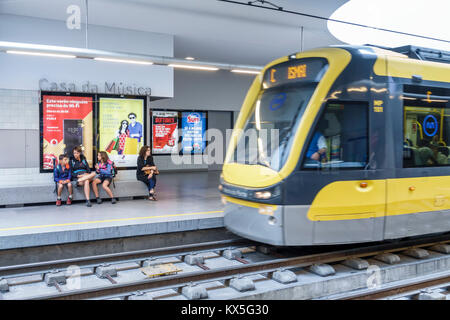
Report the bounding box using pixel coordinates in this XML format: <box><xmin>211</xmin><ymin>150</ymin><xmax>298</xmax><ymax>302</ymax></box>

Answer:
<box><xmin>92</xmin><ymin>151</ymin><xmax>117</xmax><ymax>204</ymax></box>
<box><xmin>71</xmin><ymin>146</ymin><xmax>96</xmax><ymax>207</ymax></box>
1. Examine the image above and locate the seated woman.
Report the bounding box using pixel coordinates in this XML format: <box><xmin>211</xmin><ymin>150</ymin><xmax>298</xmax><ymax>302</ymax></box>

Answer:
<box><xmin>70</xmin><ymin>146</ymin><xmax>96</xmax><ymax>207</ymax></box>
<box><xmin>92</xmin><ymin>151</ymin><xmax>117</xmax><ymax>204</ymax></box>
<box><xmin>137</xmin><ymin>145</ymin><xmax>158</xmax><ymax>201</ymax></box>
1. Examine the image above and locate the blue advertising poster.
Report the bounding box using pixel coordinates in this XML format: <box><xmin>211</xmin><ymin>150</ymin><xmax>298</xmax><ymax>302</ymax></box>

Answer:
<box><xmin>182</xmin><ymin>112</ymin><xmax>207</xmax><ymax>153</ymax></box>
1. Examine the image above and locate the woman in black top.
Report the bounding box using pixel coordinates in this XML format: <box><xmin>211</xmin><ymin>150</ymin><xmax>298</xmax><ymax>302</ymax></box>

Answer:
<box><xmin>71</xmin><ymin>146</ymin><xmax>96</xmax><ymax>207</ymax></box>
<box><xmin>137</xmin><ymin>145</ymin><xmax>158</xmax><ymax>201</ymax></box>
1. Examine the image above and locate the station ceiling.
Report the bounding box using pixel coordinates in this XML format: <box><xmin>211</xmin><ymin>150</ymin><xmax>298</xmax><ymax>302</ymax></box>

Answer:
<box><xmin>0</xmin><ymin>0</ymin><xmax>348</xmax><ymax>66</ymax></box>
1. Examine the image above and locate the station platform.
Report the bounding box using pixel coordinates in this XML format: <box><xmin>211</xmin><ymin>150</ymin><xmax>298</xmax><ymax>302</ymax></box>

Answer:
<box><xmin>0</xmin><ymin>171</ymin><xmax>226</xmax><ymax>251</ymax></box>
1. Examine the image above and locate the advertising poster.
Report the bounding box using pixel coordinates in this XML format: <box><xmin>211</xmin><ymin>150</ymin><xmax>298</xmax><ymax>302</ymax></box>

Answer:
<box><xmin>152</xmin><ymin>111</ymin><xmax>178</xmax><ymax>154</ymax></box>
<box><xmin>42</xmin><ymin>95</ymin><xmax>93</xmax><ymax>170</ymax></box>
<box><xmin>181</xmin><ymin>112</ymin><xmax>207</xmax><ymax>154</ymax></box>
<box><xmin>99</xmin><ymin>98</ymin><xmax>144</xmax><ymax>167</ymax></box>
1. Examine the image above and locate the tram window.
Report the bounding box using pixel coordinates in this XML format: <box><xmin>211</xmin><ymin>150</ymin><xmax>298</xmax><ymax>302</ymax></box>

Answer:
<box><xmin>403</xmin><ymin>104</ymin><xmax>450</xmax><ymax>167</ymax></box>
<box><xmin>302</xmin><ymin>102</ymin><xmax>368</xmax><ymax>169</ymax></box>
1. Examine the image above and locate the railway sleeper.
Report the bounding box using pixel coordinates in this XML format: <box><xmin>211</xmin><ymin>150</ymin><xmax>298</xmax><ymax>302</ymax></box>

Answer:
<box><xmin>229</xmin><ymin>276</ymin><xmax>256</xmax><ymax>292</ymax></box>
<box><xmin>44</xmin><ymin>270</ymin><xmax>67</xmax><ymax>286</ymax></box>
<box><xmin>342</xmin><ymin>258</ymin><xmax>369</xmax><ymax>270</ymax></box>
<box><xmin>0</xmin><ymin>278</ymin><xmax>9</xmax><ymax>292</ymax></box>
<box><xmin>181</xmin><ymin>283</ymin><xmax>208</xmax><ymax>300</ymax></box>
<box><xmin>309</xmin><ymin>264</ymin><xmax>336</xmax><ymax>277</ymax></box>
<box><xmin>95</xmin><ymin>264</ymin><xmax>118</xmax><ymax>279</ymax></box>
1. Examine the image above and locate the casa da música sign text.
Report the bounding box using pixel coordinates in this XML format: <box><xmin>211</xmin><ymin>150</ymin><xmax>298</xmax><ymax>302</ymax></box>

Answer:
<box><xmin>39</xmin><ymin>78</ymin><xmax>151</xmax><ymax>96</ymax></box>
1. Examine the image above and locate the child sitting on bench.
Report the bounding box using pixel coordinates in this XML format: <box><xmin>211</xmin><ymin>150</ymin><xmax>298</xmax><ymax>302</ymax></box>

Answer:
<box><xmin>92</xmin><ymin>151</ymin><xmax>117</xmax><ymax>204</ymax></box>
<box><xmin>54</xmin><ymin>154</ymin><xmax>73</xmax><ymax>206</ymax></box>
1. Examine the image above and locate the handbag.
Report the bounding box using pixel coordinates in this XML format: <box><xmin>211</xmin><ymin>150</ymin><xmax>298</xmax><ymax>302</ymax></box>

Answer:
<box><xmin>113</xmin><ymin>138</ymin><xmax>120</xmax><ymax>151</ymax></box>
<box><xmin>105</xmin><ymin>139</ymin><xmax>117</xmax><ymax>153</ymax></box>
<box><xmin>144</xmin><ymin>168</ymin><xmax>159</xmax><ymax>176</ymax></box>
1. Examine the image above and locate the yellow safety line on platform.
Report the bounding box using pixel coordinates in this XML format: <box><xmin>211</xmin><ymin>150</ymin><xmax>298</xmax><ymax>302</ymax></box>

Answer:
<box><xmin>0</xmin><ymin>210</ymin><xmax>224</xmax><ymax>232</ymax></box>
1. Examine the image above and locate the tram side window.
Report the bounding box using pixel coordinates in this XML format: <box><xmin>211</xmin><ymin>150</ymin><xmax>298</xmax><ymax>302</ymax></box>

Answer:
<box><xmin>403</xmin><ymin>105</ymin><xmax>450</xmax><ymax>167</ymax></box>
<box><xmin>302</xmin><ymin>102</ymin><xmax>368</xmax><ymax>169</ymax></box>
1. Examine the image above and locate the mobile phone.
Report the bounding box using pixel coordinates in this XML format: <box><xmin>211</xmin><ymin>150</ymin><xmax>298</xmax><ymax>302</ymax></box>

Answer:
<box><xmin>63</xmin><ymin>119</ymin><xmax>83</xmax><ymax>154</ymax></box>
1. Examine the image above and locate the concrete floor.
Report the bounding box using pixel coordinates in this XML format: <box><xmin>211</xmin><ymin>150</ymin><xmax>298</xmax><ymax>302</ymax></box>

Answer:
<box><xmin>0</xmin><ymin>171</ymin><xmax>225</xmax><ymax>250</ymax></box>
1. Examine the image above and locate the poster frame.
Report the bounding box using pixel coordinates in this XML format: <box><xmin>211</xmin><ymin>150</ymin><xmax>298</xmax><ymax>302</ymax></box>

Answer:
<box><xmin>39</xmin><ymin>91</ymin><xmax>96</xmax><ymax>173</ymax></box>
<box><xmin>150</xmin><ymin>109</ymin><xmax>209</xmax><ymax>156</ymax></box>
<box><xmin>96</xmin><ymin>94</ymin><xmax>147</xmax><ymax>170</ymax></box>
<box><xmin>39</xmin><ymin>91</ymin><xmax>148</xmax><ymax>173</ymax></box>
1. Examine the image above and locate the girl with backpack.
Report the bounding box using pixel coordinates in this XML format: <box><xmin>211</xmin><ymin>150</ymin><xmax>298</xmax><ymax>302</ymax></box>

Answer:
<box><xmin>92</xmin><ymin>151</ymin><xmax>117</xmax><ymax>204</ymax></box>
<box><xmin>71</xmin><ymin>146</ymin><xmax>96</xmax><ymax>207</ymax></box>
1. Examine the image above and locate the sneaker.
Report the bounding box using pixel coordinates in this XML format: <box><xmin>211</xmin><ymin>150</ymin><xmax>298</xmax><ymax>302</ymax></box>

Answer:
<box><xmin>111</xmin><ymin>198</ymin><xmax>117</xmax><ymax>204</ymax></box>
<box><xmin>96</xmin><ymin>198</ymin><xmax>102</xmax><ymax>204</ymax></box>
<box><xmin>66</xmin><ymin>197</ymin><xmax>72</xmax><ymax>205</ymax></box>
<box><xmin>86</xmin><ymin>200</ymin><xmax>92</xmax><ymax>207</ymax></box>
<box><xmin>56</xmin><ymin>199</ymin><xmax>62</xmax><ymax>206</ymax></box>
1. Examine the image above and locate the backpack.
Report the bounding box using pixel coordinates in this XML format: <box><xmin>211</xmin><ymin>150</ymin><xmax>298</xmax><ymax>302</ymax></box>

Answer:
<box><xmin>70</xmin><ymin>156</ymin><xmax>90</xmax><ymax>179</ymax></box>
<box><xmin>52</xmin><ymin>157</ymin><xmax>58</xmax><ymax>193</ymax></box>
<box><xmin>106</xmin><ymin>160</ymin><xmax>118</xmax><ymax>188</ymax></box>
<box><xmin>109</xmin><ymin>160</ymin><xmax>118</xmax><ymax>178</ymax></box>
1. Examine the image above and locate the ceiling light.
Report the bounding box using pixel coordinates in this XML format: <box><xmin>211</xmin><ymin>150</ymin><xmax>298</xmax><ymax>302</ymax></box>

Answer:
<box><xmin>168</xmin><ymin>64</ymin><xmax>219</xmax><ymax>71</ymax></box>
<box><xmin>94</xmin><ymin>57</ymin><xmax>153</xmax><ymax>65</ymax></box>
<box><xmin>185</xmin><ymin>57</ymin><xmax>195</xmax><ymax>60</ymax></box>
<box><xmin>328</xmin><ymin>0</ymin><xmax>450</xmax><ymax>51</ymax></box>
<box><xmin>231</xmin><ymin>69</ymin><xmax>260</xmax><ymax>75</ymax></box>
<box><xmin>6</xmin><ymin>50</ymin><xmax>76</xmax><ymax>58</ymax></box>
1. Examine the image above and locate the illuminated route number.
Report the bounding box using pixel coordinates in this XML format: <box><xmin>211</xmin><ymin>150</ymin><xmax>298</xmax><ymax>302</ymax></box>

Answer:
<box><xmin>288</xmin><ymin>64</ymin><xmax>307</xmax><ymax>80</ymax></box>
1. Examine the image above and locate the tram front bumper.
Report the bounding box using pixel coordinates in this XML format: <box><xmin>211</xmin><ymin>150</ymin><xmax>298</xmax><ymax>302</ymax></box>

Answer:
<box><xmin>223</xmin><ymin>200</ymin><xmax>285</xmax><ymax>246</ymax></box>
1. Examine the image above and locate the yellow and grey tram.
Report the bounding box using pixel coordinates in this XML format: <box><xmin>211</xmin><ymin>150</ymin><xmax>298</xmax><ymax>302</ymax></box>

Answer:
<box><xmin>219</xmin><ymin>45</ymin><xmax>450</xmax><ymax>246</ymax></box>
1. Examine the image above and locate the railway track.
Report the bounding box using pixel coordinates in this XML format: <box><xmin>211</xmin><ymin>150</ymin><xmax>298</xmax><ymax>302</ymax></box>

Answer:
<box><xmin>1</xmin><ymin>233</ymin><xmax>449</xmax><ymax>300</ymax></box>
<box><xmin>335</xmin><ymin>271</ymin><xmax>450</xmax><ymax>300</ymax></box>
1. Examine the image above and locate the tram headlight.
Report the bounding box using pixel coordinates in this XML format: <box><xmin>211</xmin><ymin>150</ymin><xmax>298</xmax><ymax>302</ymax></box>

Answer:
<box><xmin>254</xmin><ymin>191</ymin><xmax>272</xmax><ymax>199</ymax></box>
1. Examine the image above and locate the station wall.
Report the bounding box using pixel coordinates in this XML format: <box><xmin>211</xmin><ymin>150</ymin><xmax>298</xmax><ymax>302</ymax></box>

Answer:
<box><xmin>0</xmin><ymin>14</ymin><xmax>254</xmax><ymax>191</ymax></box>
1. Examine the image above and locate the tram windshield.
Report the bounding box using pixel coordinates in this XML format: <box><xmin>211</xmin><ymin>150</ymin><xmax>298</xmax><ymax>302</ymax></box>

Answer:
<box><xmin>230</xmin><ymin>84</ymin><xmax>317</xmax><ymax>171</ymax></box>
<box><xmin>229</xmin><ymin>58</ymin><xmax>329</xmax><ymax>171</ymax></box>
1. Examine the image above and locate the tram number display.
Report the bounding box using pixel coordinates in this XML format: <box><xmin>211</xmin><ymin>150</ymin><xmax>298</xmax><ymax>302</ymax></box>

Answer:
<box><xmin>263</xmin><ymin>58</ymin><xmax>328</xmax><ymax>89</ymax></box>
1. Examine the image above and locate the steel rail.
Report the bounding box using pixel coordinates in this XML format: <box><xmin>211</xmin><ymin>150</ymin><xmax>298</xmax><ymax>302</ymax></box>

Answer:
<box><xmin>342</xmin><ymin>272</ymin><xmax>450</xmax><ymax>300</ymax></box>
<box><xmin>27</xmin><ymin>233</ymin><xmax>450</xmax><ymax>300</ymax></box>
<box><xmin>0</xmin><ymin>238</ymin><xmax>251</xmax><ymax>278</ymax></box>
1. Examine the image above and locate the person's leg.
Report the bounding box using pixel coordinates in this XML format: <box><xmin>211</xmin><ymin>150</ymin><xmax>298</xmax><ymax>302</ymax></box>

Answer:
<box><xmin>67</xmin><ymin>183</ymin><xmax>73</xmax><ymax>205</ymax></box>
<box><xmin>92</xmin><ymin>178</ymin><xmax>100</xmax><ymax>198</ymax></box>
<box><xmin>149</xmin><ymin>177</ymin><xmax>157</xmax><ymax>193</ymax></box>
<box><xmin>57</xmin><ymin>183</ymin><xmax>63</xmax><ymax>198</ymax></box>
<box><xmin>76</xmin><ymin>173</ymin><xmax>89</xmax><ymax>183</ymax></box>
<box><xmin>102</xmin><ymin>180</ymin><xmax>114</xmax><ymax>198</ymax></box>
<box><xmin>77</xmin><ymin>172</ymin><xmax>96</xmax><ymax>183</ymax></box>
<box><xmin>82</xmin><ymin>180</ymin><xmax>92</xmax><ymax>207</ymax></box>
<box><xmin>92</xmin><ymin>178</ymin><xmax>103</xmax><ymax>204</ymax></box>
<box><xmin>56</xmin><ymin>183</ymin><xmax>63</xmax><ymax>206</ymax></box>
<box><xmin>148</xmin><ymin>177</ymin><xmax>157</xmax><ymax>200</ymax></box>
<box><xmin>67</xmin><ymin>183</ymin><xmax>73</xmax><ymax>196</ymax></box>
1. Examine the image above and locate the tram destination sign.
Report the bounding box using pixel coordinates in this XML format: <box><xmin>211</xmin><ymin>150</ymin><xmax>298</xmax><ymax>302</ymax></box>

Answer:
<box><xmin>263</xmin><ymin>58</ymin><xmax>328</xmax><ymax>89</ymax></box>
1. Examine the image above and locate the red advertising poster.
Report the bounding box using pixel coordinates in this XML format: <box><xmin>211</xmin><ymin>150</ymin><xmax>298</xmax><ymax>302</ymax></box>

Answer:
<box><xmin>42</xmin><ymin>95</ymin><xmax>93</xmax><ymax>170</ymax></box>
<box><xmin>152</xmin><ymin>111</ymin><xmax>178</xmax><ymax>154</ymax></box>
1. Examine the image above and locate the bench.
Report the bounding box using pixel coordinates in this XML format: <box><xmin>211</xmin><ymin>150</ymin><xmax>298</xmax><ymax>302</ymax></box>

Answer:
<box><xmin>0</xmin><ymin>170</ymin><xmax>149</xmax><ymax>207</ymax></box>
